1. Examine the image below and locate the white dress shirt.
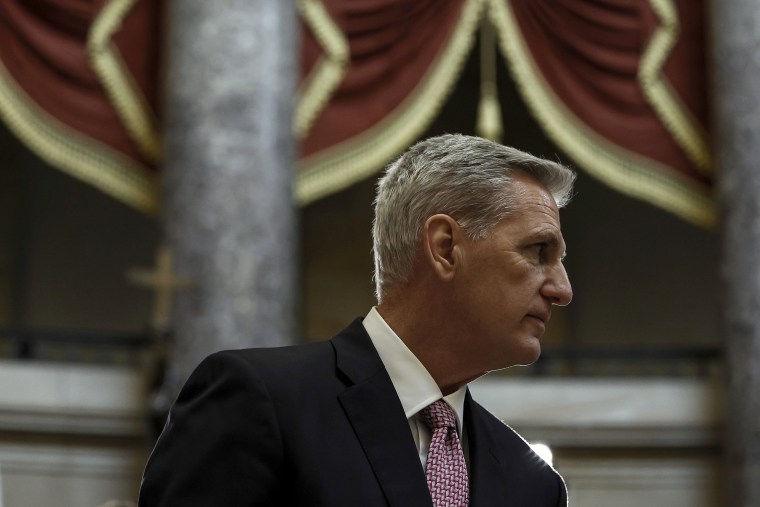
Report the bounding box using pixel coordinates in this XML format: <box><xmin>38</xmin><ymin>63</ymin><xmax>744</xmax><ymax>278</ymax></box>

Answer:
<box><xmin>362</xmin><ymin>307</ymin><xmax>468</xmax><ymax>470</ymax></box>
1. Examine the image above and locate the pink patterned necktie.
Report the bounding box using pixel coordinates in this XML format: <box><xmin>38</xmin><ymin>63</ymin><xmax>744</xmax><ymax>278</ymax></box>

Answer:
<box><xmin>420</xmin><ymin>400</ymin><xmax>469</xmax><ymax>507</ymax></box>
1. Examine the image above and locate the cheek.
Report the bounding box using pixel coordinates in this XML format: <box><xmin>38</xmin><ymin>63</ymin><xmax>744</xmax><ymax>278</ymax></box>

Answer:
<box><xmin>460</xmin><ymin>259</ymin><xmax>536</xmax><ymax>321</ymax></box>
<box><xmin>501</xmin><ymin>264</ymin><xmax>537</xmax><ymax>292</ymax></box>
<box><xmin>502</xmin><ymin>277</ymin><xmax>543</xmax><ymax>318</ymax></box>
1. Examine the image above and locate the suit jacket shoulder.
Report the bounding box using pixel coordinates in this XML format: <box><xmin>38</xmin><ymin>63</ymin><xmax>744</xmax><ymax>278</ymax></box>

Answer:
<box><xmin>139</xmin><ymin>319</ymin><xmax>429</xmax><ymax>507</ymax></box>
<box><xmin>466</xmin><ymin>395</ymin><xmax>568</xmax><ymax>507</ymax></box>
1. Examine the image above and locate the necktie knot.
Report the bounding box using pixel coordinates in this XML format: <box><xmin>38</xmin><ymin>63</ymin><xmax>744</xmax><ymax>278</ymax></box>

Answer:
<box><xmin>420</xmin><ymin>400</ymin><xmax>457</xmax><ymax>431</ymax></box>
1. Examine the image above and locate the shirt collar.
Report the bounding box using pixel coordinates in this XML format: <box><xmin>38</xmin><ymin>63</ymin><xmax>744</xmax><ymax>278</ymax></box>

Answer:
<box><xmin>362</xmin><ymin>307</ymin><xmax>467</xmax><ymax>433</ymax></box>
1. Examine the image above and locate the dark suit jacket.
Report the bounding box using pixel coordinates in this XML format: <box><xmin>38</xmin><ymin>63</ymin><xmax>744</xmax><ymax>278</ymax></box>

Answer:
<box><xmin>138</xmin><ymin>319</ymin><xmax>567</xmax><ymax>506</ymax></box>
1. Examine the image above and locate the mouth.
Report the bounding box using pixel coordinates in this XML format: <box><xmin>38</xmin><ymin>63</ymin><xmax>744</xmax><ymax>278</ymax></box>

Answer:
<box><xmin>524</xmin><ymin>315</ymin><xmax>547</xmax><ymax>338</ymax></box>
<box><xmin>527</xmin><ymin>312</ymin><xmax>550</xmax><ymax>324</ymax></box>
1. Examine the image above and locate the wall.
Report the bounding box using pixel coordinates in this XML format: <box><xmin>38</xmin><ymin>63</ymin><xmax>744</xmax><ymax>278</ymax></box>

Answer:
<box><xmin>1</xmin><ymin>128</ymin><xmax>158</xmax><ymax>335</ymax></box>
<box><xmin>471</xmin><ymin>377</ymin><xmax>722</xmax><ymax>507</ymax></box>
<box><xmin>0</xmin><ymin>361</ymin><xmax>150</xmax><ymax>507</ymax></box>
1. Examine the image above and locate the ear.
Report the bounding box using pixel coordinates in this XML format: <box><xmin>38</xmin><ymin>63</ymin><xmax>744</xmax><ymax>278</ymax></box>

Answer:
<box><xmin>422</xmin><ymin>214</ymin><xmax>462</xmax><ymax>282</ymax></box>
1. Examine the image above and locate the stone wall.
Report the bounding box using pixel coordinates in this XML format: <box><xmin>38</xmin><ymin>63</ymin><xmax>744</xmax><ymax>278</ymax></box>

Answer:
<box><xmin>0</xmin><ymin>361</ymin><xmax>149</xmax><ymax>506</ymax></box>
<box><xmin>470</xmin><ymin>377</ymin><xmax>722</xmax><ymax>507</ymax></box>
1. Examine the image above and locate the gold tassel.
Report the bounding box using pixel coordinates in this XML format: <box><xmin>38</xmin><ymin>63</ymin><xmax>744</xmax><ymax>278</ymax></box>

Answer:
<box><xmin>476</xmin><ymin>17</ymin><xmax>503</xmax><ymax>143</ymax></box>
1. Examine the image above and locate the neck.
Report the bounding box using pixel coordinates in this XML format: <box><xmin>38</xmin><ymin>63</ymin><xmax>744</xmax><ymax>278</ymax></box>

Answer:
<box><xmin>377</xmin><ymin>295</ymin><xmax>485</xmax><ymax>396</ymax></box>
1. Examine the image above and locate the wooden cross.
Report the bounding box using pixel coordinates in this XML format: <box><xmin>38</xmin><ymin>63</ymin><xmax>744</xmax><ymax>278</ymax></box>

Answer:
<box><xmin>127</xmin><ymin>245</ymin><xmax>195</xmax><ymax>331</ymax></box>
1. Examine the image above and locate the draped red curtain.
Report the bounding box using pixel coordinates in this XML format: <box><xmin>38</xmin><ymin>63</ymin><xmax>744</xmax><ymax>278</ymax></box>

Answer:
<box><xmin>295</xmin><ymin>0</ymin><xmax>478</xmax><ymax>203</ymax></box>
<box><xmin>299</xmin><ymin>0</ymin><xmax>467</xmax><ymax>158</ymax></box>
<box><xmin>491</xmin><ymin>0</ymin><xmax>713</xmax><ymax>226</ymax></box>
<box><xmin>0</xmin><ymin>0</ymin><xmax>161</xmax><ymax>213</ymax></box>
<box><xmin>0</xmin><ymin>0</ymin><xmax>714</xmax><ymax>226</ymax></box>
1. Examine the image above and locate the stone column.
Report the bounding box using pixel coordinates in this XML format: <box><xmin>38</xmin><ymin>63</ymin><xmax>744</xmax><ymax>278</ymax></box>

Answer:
<box><xmin>160</xmin><ymin>0</ymin><xmax>298</xmax><ymax>396</ymax></box>
<box><xmin>710</xmin><ymin>1</ymin><xmax>760</xmax><ymax>504</ymax></box>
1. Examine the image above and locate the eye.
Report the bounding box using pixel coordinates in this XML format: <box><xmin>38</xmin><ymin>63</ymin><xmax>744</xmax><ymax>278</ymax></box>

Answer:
<box><xmin>529</xmin><ymin>243</ymin><xmax>548</xmax><ymax>262</ymax></box>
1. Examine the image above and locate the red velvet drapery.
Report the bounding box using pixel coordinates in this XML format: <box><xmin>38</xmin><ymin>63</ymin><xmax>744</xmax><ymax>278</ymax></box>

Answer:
<box><xmin>492</xmin><ymin>0</ymin><xmax>713</xmax><ymax>226</ymax></box>
<box><xmin>0</xmin><ymin>0</ymin><xmax>714</xmax><ymax>226</ymax></box>
<box><xmin>0</xmin><ymin>0</ymin><xmax>162</xmax><ymax>213</ymax></box>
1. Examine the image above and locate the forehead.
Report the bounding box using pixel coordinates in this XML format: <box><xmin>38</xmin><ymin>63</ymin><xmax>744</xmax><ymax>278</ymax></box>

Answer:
<box><xmin>510</xmin><ymin>172</ymin><xmax>561</xmax><ymax>217</ymax></box>
<box><xmin>502</xmin><ymin>174</ymin><xmax>564</xmax><ymax>240</ymax></box>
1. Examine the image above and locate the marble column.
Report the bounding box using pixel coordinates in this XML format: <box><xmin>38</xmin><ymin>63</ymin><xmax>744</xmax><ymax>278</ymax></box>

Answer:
<box><xmin>160</xmin><ymin>0</ymin><xmax>298</xmax><ymax>397</ymax></box>
<box><xmin>710</xmin><ymin>1</ymin><xmax>760</xmax><ymax>504</ymax></box>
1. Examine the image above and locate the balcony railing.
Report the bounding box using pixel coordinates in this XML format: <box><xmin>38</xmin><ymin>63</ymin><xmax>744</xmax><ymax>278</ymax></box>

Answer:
<box><xmin>0</xmin><ymin>328</ymin><xmax>723</xmax><ymax>378</ymax></box>
<box><xmin>0</xmin><ymin>327</ymin><xmax>155</xmax><ymax>365</ymax></box>
<box><xmin>526</xmin><ymin>345</ymin><xmax>722</xmax><ymax>378</ymax></box>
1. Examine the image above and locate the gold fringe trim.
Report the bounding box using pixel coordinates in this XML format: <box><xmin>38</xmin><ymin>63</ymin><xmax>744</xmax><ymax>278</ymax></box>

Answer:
<box><xmin>476</xmin><ymin>16</ymin><xmax>504</xmax><ymax>142</ymax></box>
<box><xmin>294</xmin><ymin>0</ymin><xmax>349</xmax><ymax>139</ymax></box>
<box><xmin>488</xmin><ymin>0</ymin><xmax>715</xmax><ymax>228</ymax></box>
<box><xmin>0</xmin><ymin>60</ymin><xmax>158</xmax><ymax>214</ymax></box>
<box><xmin>88</xmin><ymin>0</ymin><xmax>161</xmax><ymax>163</ymax></box>
<box><xmin>640</xmin><ymin>0</ymin><xmax>712</xmax><ymax>173</ymax></box>
<box><xmin>295</xmin><ymin>0</ymin><xmax>486</xmax><ymax>205</ymax></box>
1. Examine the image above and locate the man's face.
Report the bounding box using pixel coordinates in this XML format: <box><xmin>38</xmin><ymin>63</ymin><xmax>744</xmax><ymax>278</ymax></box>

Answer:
<box><xmin>453</xmin><ymin>171</ymin><xmax>573</xmax><ymax>372</ymax></box>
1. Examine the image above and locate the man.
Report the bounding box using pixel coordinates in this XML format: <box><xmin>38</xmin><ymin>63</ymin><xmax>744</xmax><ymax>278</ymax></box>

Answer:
<box><xmin>139</xmin><ymin>134</ymin><xmax>575</xmax><ymax>506</ymax></box>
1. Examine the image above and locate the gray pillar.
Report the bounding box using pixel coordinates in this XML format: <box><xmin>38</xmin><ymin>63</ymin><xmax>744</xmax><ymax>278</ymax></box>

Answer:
<box><xmin>710</xmin><ymin>1</ymin><xmax>760</xmax><ymax>504</ymax></box>
<box><xmin>161</xmin><ymin>0</ymin><xmax>298</xmax><ymax>395</ymax></box>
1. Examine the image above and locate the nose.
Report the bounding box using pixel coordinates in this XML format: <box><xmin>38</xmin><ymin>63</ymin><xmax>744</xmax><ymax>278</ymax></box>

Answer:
<box><xmin>542</xmin><ymin>263</ymin><xmax>573</xmax><ymax>306</ymax></box>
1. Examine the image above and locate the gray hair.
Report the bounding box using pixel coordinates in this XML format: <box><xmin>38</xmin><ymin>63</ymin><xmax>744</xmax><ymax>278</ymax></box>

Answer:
<box><xmin>372</xmin><ymin>134</ymin><xmax>575</xmax><ymax>301</ymax></box>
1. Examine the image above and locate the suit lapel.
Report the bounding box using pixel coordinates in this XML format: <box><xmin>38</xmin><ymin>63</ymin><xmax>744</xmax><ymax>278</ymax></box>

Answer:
<box><xmin>465</xmin><ymin>391</ymin><xmax>509</xmax><ymax>507</ymax></box>
<box><xmin>332</xmin><ymin>321</ymin><xmax>432</xmax><ymax>507</ymax></box>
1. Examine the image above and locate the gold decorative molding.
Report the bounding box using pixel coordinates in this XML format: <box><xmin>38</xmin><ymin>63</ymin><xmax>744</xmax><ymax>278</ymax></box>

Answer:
<box><xmin>0</xmin><ymin>61</ymin><xmax>158</xmax><ymax>214</ymax></box>
<box><xmin>294</xmin><ymin>0</ymin><xmax>350</xmax><ymax>139</ymax></box>
<box><xmin>488</xmin><ymin>0</ymin><xmax>715</xmax><ymax>228</ymax></box>
<box><xmin>640</xmin><ymin>0</ymin><xmax>712</xmax><ymax>173</ymax></box>
<box><xmin>88</xmin><ymin>0</ymin><xmax>161</xmax><ymax>163</ymax></box>
<box><xmin>296</xmin><ymin>0</ymin><xmax>486</xmax><ymax>205</ymax></box>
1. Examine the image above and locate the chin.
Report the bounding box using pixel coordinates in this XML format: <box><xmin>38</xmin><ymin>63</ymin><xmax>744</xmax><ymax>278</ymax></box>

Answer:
<box><xmin>488</xmin><ymin>343</ymin><xmax>542</xmax><ymax>371</ymax></box>
<box><xmin>516</xmin><ymin>338</ymin><xmax>542</xmax><ymax>366</ymax></box>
